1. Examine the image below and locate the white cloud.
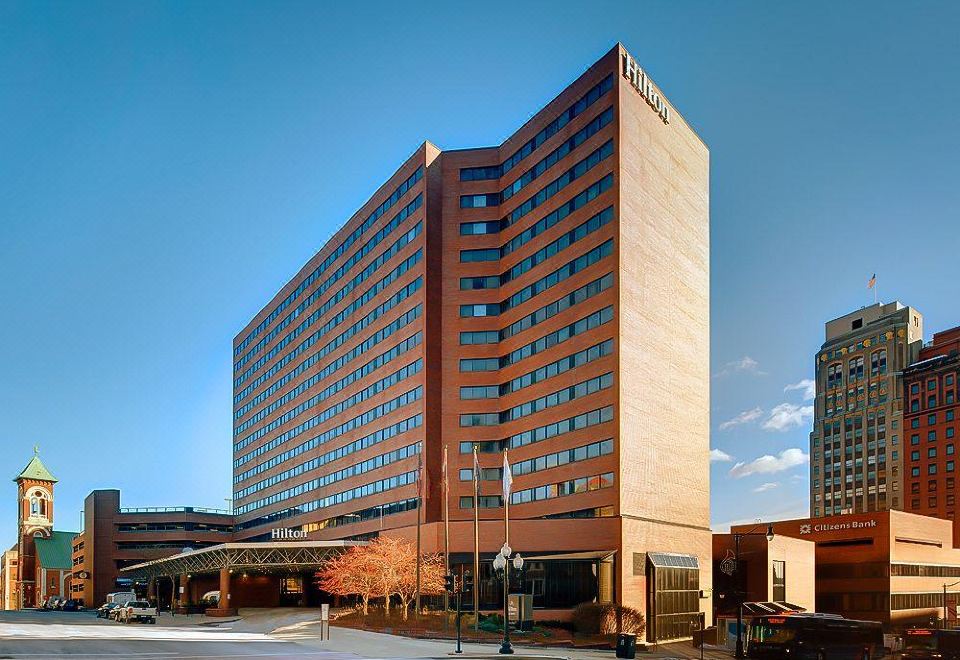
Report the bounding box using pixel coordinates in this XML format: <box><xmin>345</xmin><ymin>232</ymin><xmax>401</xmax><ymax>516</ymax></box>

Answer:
<box><xmin>753</xmin><ymin>482</ymin><xmax>779</xmax><ymax>493</ymax></box>
<box><xmin>791</xmin><ymin>474</ymin><xmax>807</xmax><ymax>482</ymax></box>
<box><xmin>729</xmin><ymin>448</ymin><xmax>809</xmax><ymax>478</ymax></box>
<box><xmin>710</xmin><ymin>448</ymin><xmax>733</xmax><ymax>462</ymax></box>
<box><xmin>719</xmin><ymin>407</ymin><xmax>764</xmax><ymax>431</ymax></box>
<box><xmin>715</xmin><ymin>356</ymin><xmax>766</xmax><ymax>378</ymax></box>
<box><xmin>762</xmin><ymin>403</ymin><xmax>814</xmax><ymax>432</ymax></box>
<box><xmin>784</xmin><ymin>379</ymin><xmax>816</xmax><ymax>400</ymax></box>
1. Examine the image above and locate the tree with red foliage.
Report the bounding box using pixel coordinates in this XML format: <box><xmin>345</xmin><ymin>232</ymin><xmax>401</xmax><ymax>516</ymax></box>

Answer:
<box><xmin>315</xmin><ymin>544</ymin><xmax>387</xmax><ymax>615</ymax></box>
<box><xmin>371</xmin><ymin>536</ymin><xmax>445</xmax><ymax>621</ymax></box>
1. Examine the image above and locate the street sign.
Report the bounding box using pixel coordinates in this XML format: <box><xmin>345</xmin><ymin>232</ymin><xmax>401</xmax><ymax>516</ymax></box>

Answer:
<box><xmin>321</xmin><ymin>603</ymin><xmax>329</xmax><ymax>621</ymax></box>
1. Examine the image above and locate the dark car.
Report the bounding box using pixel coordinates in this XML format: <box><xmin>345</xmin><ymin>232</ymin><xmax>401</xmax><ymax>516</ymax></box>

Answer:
<box><xmin>61</xmin><ymin>599</ymin><xmax>81</xmax><ymax>612</ymax></box>
<box><xmin>97</xmin><ymin>602</ymin><xmax>119</xmax><ymax>618</ymax></box>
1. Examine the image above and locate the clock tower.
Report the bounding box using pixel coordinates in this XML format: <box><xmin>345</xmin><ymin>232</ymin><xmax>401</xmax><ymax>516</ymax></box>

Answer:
<box><xmin>14</xmin><ymin>448</ymin><xmax>57</xmax><ymax>608</ymax></box>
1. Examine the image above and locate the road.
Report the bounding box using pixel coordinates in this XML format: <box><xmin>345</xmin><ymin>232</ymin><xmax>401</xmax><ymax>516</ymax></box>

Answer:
<box><xmin>0</xmin><ymin>609</ymin><xmax>361</xmax><ymax>659</ymax></box>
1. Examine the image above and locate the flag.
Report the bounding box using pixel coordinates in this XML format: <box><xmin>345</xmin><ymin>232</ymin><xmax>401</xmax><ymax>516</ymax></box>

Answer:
<box><xmin>868</xmin><ymin>273</ymin><xmax>876</xmax><ymax>289</ymax></box>
<box><xmin>502</xmin><ymin>450</ymin><xmax>513</xmax><ymax>501</ymax></box>
<box><xmin>473</xmin><ymin>446</ymin><xmax>482</xmax><ymax>486</ymax></box>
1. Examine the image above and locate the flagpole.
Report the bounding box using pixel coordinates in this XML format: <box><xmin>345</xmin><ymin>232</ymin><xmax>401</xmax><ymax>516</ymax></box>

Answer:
<box><xmin>472</xmin><ymin>444</ymin><xmax>480</xmax><ymax>631</ymax></box>
<box><xmin>503</xmin><ymin>448</ymin><xmax>510</xmax><ymax>548</ymax></box>
<box><xmin>415</xmin><ymin>448</ymin><xmax>422</xmax><ymax>616</ymax></box>
<box><xmin>443</xmin><ymin>444</ymin><xmax>450</xmax><ymax>618</ymax></box>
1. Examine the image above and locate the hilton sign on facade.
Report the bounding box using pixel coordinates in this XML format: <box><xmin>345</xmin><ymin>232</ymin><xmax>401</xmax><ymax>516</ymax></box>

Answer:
<box><xmin>621</xmin><ymin>52</ymin><xmax>671</xmax><ymax>124</ymax></box>
<box><xmin>271</xmin><ymin>528</ymin><xmax>307</xmax><ymax>540</ymax></box>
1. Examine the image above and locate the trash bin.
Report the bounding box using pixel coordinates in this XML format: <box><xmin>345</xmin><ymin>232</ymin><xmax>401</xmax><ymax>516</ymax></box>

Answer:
<box><xmin>616</xmin><ymin>632</ymin><xmax>637</xmax><ymax>659</ymax></box>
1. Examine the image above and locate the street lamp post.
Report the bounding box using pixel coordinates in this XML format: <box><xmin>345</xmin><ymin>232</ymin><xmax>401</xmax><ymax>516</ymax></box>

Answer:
<box><xmin>733</xmin><ymin>524</ymin><xmax>775</xmax><ymax>659</ymax></box>
<box><xmin>492</xmin><ymin>543</ymin><xmax>524</xmax><ymax>655</ymax></box>
<box><xmin>943</xmin><ymin>579</ymin><xmax>960</xmax><ymax>628</ymax></box>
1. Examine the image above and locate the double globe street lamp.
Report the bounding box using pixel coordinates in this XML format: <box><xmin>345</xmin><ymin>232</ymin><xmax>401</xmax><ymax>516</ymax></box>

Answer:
<box><xmin>492</xmin><ymin>543</ymin><xmax>524</xmax><ymax>655</ymax></box>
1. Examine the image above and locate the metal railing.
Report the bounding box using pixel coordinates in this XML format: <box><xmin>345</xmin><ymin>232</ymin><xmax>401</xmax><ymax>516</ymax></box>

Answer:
<box><xmin>118</xmin><ymin>506</ymin><xmax>232</xmax><ymax>515</ymax></box>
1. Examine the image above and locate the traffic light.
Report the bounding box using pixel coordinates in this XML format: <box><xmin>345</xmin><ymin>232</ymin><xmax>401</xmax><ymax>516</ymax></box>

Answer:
<box><xmin>444</xmin><ymin>573</ymin><xmax>455</xmax><ymax>593</ymax></box>
<box><xmin>462</xmin><ymin>570</ymin><xmax>473</xmax><ymax>595</ymax></box>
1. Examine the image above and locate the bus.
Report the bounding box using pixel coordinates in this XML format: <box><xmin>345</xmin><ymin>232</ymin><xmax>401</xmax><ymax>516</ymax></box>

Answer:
<box><xmin>902</xmin><ymin>629</ymin><xmax>960</xmax><ymax>660</ymax></box>
<box><xmin>747</xmin><ymin>613</ymin><xmax>885</xmax><ymax>659</ymax></box>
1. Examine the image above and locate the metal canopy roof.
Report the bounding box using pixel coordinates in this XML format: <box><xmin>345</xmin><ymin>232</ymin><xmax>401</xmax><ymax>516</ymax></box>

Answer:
<box><xmin>119</xmin><ymin>540</ymin><xmax>366</xmax><ymax>579</ymax></box>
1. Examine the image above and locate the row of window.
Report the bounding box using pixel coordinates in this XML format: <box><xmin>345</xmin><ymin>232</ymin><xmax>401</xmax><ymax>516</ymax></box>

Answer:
<box><xmin>234</xmin><ymin>277</ymin><xmax>422</xmax><ymax>404</ymax></box>
<box><xmin>460</xmin><ymin>205</ymin><xmax>611</xmax><ymax>272</ymax></box>
<box><xmin>911</xmin><ymin>462</ymin><xmax>957</xmax><ymax>476</ymax></box>
<box><xmin>461</xmin><ymin>340</ymin><xmax>613</xmax><ymax>400</ymax></box>
<box><xmin>911</xmin><ymin>410</ymin><xmax>956</xmax><ymax>428</ymax></box>
<box><xmin>235</xmin><ymin>442</ymin><xmax>420</xmax><ymax>514</ymax></box>
<box><xmin>890</xmin><ymin>563</ymin><xmax>960</xmax><ymax>577</ymax></box>
<box><xmin>460</xmin><ymin>406</ymin><xmax>614</xmax><ymax>455</ymax></box>
<box><xmin>234</xmin><ymin>358</ymin><xmax>422</xmax><ymax>452</ymax></box>
<box><xmin>461</xmin><ymin>240</ymin><xmax>612</xmax><ymax>319</ymax></box>
<box><xmin>297</xmin><ymin>498</ymin><xmax>418</xmax><ymax>534</ymax></box>
<box><xmin>459</xmin><ymin>75</ymin><xmax>613</xmax><ymax>181</ymax></box>
<box><xmin>236</xmin><ymin>331</ymin><xmax>421</xmax><ymax>435</ymax></box>
<box><xmin>235</xmin><ymin>311</ymin><xmax>420</xmax><ymax>424</ymax></box>
<box><xmin>235</xmin><ymin>193</ymin><xmax>423</xmax><ymax>370</ymax></box>
<box><xmin>236</xmin><ymin>167</ymin><xmax>422</xmax><ymax>355</ymax></box>
<box><xmin>500</xmin><ymin>108</ymin><xmax>614</xmax><ymax>203</ymax></box>
<box><xmin>910</xmin><ymin>389</ymin><xmax>957</xmax><ymax>411</ymax></box>
<box><xmin>511</xmin><ymin>471</ymin><xmax>615</xmax><ymax>505</ymax></box>
<box><xmin>459</xmin><ymin>372</ymin><xmax>613</xmax><ymax>427</ymax></box>
<box><xmin>460</xmin><ymin>306</ymin><xmax>613</xmax><ymax>373</ymax></box>
<box><xmin>238</xmin><ymin>471</ymin><xmax>417</xmax><ymax>530</ymax></box>
<box><xmin>235</xmin><ymin>227</ymin><xmax>422</xmax><ymax>385</ymax></box>
<box><xmin>501</xmin><ymin>142</ymin><xmax>613</xmax><ymax>230</ymax></box>
<box><xmin>235</xmin><ymin>418</ymin><xmax>422</xmax><ymax>501</ymax></box>
<box><xmin>235</xmin><ymin>413</ymin><xmax>421</xmax><ymax>484</ymax></box>
<box><xmin>910</xmin><ymin>372</ymin><xmax>957</xmax><ymax>394</ymax></box>
<box><xmin>458</xmin><ymin>438</ymin><xmax>612</xmax><ymax>482</ymax></box>
<box><xmin>234</xmin><ymin>385</ymin><xmax>422</xmax><ymax>468</ymax></box>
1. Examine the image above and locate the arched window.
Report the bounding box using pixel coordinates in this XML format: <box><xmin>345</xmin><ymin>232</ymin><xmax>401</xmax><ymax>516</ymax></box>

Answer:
<box><xmin>30</xmin><ymin>497</ymin><xmax>39</xmax><ymax>516</ymax></box>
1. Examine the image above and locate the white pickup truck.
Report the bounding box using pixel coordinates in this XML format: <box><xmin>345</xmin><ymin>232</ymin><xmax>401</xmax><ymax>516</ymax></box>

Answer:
<box><xmin>117</xmin><ymin>600</ymin><xmax>157</xmax><ymax>624</ymax></box>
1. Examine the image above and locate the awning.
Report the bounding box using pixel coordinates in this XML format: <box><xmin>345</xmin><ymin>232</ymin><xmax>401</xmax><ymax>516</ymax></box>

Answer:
<box><xmin>647</xmin><ymin>552</ymin><xmax>699</xmax><ymax>569</ymax></box>
<box><xmin>522</xmin><ymin>550</ymin><xmax>616</xmax><ymax>561</ymax></box>
<box><xmin>119</xmin><ymin>540</ymin><xmax>365</xmax><ymax>579</ymax></box>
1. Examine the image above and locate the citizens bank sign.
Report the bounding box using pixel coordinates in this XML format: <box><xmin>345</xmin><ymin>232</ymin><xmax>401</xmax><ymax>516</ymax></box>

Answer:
<box><xmin>800</xmin><ymin>519</ymin><xmax>878</xmax><ymax>534</ymax></box>
<box><xmin>271</xmin><ymin>528</ymin><xmax>307</xmax><ymax>540</ymax></box>
<box><xmin>621</xmin><ymin>53</ymin><xmax>670</xmax><ymax>124</ymax></box>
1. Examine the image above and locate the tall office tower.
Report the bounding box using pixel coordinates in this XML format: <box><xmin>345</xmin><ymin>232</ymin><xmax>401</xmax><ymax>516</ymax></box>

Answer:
<box><xmin>903</xmin><ymin>326</ymin><xmax>960</xmax><ymax>543</ymax></box>
<box><xmin>231</xmin><ymin>43</ymin><xmax>710</xmax><ymax>641</ymax></box>
<box><xmin>810</xmin><ymin>302</ymin><xmax>924</xmax><ymax>518</ymax></box>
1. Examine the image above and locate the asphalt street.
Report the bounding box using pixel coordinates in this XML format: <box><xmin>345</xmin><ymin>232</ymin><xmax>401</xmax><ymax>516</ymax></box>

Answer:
<box><xmin>0</xmin><ymin>609</ymin><xmax>360</xmax><ymax>659</ymax></box>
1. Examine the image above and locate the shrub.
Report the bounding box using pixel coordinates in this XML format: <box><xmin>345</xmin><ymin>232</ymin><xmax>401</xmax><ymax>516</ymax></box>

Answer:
<box><xmin>571</xmin><ymin>602</ymin><xmax>645</xmax><ymax>636</ymax></box>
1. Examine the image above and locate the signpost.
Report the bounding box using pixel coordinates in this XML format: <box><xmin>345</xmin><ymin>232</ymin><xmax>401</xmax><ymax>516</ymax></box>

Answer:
<box><xmin>320</xmin><ymin>603</ymin><xmax>330</xmax><ymax>640</ymax></box>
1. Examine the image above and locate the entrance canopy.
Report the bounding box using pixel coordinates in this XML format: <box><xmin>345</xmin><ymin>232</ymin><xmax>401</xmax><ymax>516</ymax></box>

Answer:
<box><xmin>120</xmin><ymin>540</ymin><xmax>365</xmax><ymax>579</ymax></box>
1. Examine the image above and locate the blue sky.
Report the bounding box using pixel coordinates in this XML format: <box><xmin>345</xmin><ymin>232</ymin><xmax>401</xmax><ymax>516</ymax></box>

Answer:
<box><xmin>1</xmin><ymin>1</ymin><xmax>958</xmax><ymax>543</ymax></box>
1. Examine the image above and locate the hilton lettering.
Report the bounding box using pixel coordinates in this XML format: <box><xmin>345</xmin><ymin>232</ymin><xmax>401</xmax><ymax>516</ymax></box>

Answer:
<box><xmin>622</xmin><ymin>53</ymin><xmax>670</xmax><ymax>124</ymax></box>
<box><xmin>271</xmin><ymin>528</ymin><xmax>307</xmax><ymax>540</ymax></box>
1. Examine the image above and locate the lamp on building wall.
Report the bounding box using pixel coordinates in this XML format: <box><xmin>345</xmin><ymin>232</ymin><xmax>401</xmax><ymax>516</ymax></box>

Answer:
<box><xmin>732</xmin><ymin>524</ymin><xmax>774</xmax><ymax>659</ymax></box>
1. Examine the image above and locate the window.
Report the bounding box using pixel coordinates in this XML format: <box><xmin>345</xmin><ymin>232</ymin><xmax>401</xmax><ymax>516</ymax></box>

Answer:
<box><xmin>460</xmin><ymin>248</ymin><xmax>500</xmax><ymax>263</ymax></box>
<box><xmin>460</xmin><ymin>221</ymin><xmax>500</xmax><ymax>235</ymax></box>
<box><xmin>460</xmin><ymin>303</ymin><xmax>500</xmax><ymax>317</ymax></box>
<box><xmin>912</xmin><ymin>383</ymin><xmax>921</xmax><ymax>395</ymax></box>
<box><xmin>912</xmin><ymin>435</ymin><xmax>920</xmax><ymax>445</ymax></box>
<box><xmin>460</xmin><ymin>386</ymin><xmax>499</xmax><ymax>400</ymax></box>
<box><xmin>930</xmin><ymin>464</ymin><xmax>939</xmax><ymax>475</ymax></box>
<box><xmin>772</xmin><ymin>560</ymin><xmax>786</xmax><ymax>602</ymax></box>
<box><xmin>930</xmin><ymin>379</ymin><xmax>939</xmax><ymax>390</ymax></box>
<box><xmin>929</xmin><ymin>448</ymin><xmax>938</xmax><ymax>458</ymax></box>
<box><xmin>460</xmin><ymin>358</ymin><xmax>499</xmax><ymax>372</ymax></box>
<box><xmin>871</xmin><ymin>349</ymin><xmax>887</xmax><ymax>376</ymax></box>
<box><xmin>460</xmin><ymin>330</ymin><xmax>499</xmax><ymax>345</ymax></box>
<box><xmin>460</xmin><ymin>276</ymin><xmax>500</xmax><ymax>290</ymax></box>
<box><xmin>460</xmin><ymin>193</ymin><xmax>499</xmax><ymax>208</ymax></box>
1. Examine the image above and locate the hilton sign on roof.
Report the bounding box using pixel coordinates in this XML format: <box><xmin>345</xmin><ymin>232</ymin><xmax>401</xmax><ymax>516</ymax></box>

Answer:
<box><xmin>621</xmin><ymin>52</ymin><xmax>671</xmax><ymax>125</ymax></box>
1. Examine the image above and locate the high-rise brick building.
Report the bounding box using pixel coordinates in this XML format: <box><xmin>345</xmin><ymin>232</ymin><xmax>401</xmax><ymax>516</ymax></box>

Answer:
<box><xmin>903</xmin><ymin>326</ymin><xmax>960</xmax><ymax>543</ymax></box>
<box><xmin>810</xmin><ymin>302</ymin><xmax>924</xmax><ymax>518</ymax></box>
<box><xmin>230</xmin><ymin>43</ymin><xmax>710</xmax><ymax>641</ymax></box>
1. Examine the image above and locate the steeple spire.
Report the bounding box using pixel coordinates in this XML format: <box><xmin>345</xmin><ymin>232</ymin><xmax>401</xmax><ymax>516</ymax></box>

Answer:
<box><xmin>14</xmin><ymin>451</ymin><xmax>58</xmax><ymax>483</ymax></box>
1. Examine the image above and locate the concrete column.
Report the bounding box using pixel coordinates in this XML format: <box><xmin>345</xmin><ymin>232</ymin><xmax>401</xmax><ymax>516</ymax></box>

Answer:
<box><xmin>207</xmin><ymin>568</ymin><xmax>237</xmax><ymax>617</ymax></box>
<box><xmin>179</xmin><ymin>574</ymin><xmax>190</xmax><ymax>610</ymax></box>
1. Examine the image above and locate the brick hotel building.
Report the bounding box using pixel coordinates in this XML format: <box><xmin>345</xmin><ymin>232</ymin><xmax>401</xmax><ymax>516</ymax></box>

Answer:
<box><xmin>229</xmin><ymin>44</ymin><xmax>710</xmax><ymax>641</ymax></box>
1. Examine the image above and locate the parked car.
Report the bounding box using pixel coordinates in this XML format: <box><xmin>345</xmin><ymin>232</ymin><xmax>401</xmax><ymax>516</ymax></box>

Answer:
<box><xmin>61</xmin><ymin>599</ymin><xmax>81</xmax><ymax>612</ymax></box>
<box><xmin>97</xmin><ymin>602</ymin><xmax>119</xmax><ymax>618</ymax></box>
<box><xmin>117</xmin><ymin>600</ymin><xmax>157</xmax><ymax>624</ymax></box>
<box><xmin>108</xmin><ymin>603</ymin><xmax>125</xmax><ymax>621</ymax></box>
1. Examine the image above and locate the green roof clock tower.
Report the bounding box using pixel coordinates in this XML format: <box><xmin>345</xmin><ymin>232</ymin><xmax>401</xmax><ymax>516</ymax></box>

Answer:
<box><xmin>14</xmin><ymin>447</ymin><xmax>57</xmax><ymax>609</ymax></box>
